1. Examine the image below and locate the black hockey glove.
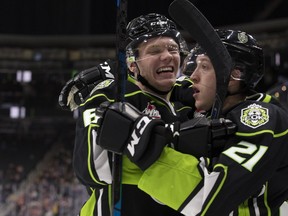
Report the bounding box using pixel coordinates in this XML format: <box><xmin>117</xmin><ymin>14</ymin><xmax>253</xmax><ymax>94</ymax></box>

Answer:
<box><xmin>178</xmin><ymin>117</ymin><xmax>237</xmax><ymax>158</ymax></box>
<box><xmin>58</xmin><ymin>60</ymin><xmax>115</xmax><ymax>111</ymax></box>
<box><xmin>171</xmin><ymin>76</ymin><xmax>195</xmax><ymax>108</ymax></box>
<box><xmin>96</xmin><ymin>101</ymin><xmax>177</xmax><ymax>170</ymax></box>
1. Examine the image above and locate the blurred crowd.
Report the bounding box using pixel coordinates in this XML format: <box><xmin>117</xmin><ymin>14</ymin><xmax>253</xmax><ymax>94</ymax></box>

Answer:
<box><xmin>0</xmin><ymin>138</ymin><xmax>89</xmax><ymax>216</ymax></box>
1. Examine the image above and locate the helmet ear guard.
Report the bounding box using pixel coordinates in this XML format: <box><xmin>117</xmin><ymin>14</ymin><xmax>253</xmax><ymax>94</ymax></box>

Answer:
<box><xmin>126</xmin><ymin>56</ymin><xmax>136</xmax><ymax>67</ymax></box>
<box><xmin>125</xmin><ymin>45</ymin><xmax>137</xmax><ymax>74</ymax></box>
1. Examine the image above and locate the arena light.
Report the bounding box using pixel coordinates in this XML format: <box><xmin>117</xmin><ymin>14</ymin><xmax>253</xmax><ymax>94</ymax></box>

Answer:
<box><xmin>275</xmin><ymin>53</ymin><xmax>281</xmax><ymax>67</ymax></box>
<box><xmin>10</xmin><ymin>106</ymin><xmax>26</xmax><ymax>119</ymax></box>
<box><xmin>16</xmin><ymin>70</ymin><xmax>32</xmax><ymax>83</ymax></box>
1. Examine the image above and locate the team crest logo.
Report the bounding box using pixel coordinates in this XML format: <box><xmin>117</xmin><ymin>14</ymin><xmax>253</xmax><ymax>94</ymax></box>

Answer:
<box><xmin>240</xmin><ymin>103</ymin><xmax>269</xmax><ymax>129</ymax></box>
<box><xmin>238</xmin><ymin>32</ymin><xmax>248</xmax><ymax>44</ymax></box>
<box><xmin>143</xmin><ymin>102</ymin><xmax>161</xmax><ymax>119</ymax></box>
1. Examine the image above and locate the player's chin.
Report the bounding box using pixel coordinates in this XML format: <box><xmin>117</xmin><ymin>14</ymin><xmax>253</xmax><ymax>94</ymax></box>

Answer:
<box><xmin>159</xmin><ymin>79</ymin><xmax>175</xmax><ymax>88</ymax></box>
<box><xmin>156</xmin><ymin>83</ymin><xmax>174</xmax><ymax>93</ymax></box>
<box><xmin>157</xmin><ymin>71</ymin><xmax>176</xmax><ymax>79</ymax></box>
<box><xmin>195</xmin><ymin>100</ymin><xmax>206</xmax><ymax>111</ymax></box>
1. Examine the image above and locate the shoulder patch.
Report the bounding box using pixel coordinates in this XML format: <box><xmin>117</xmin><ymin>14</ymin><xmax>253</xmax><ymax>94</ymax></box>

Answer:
<box><xmin>240</xmin><ymin>103</ymin><xmax>269</xmax><ymax>129</ymax></box>
<box><xmin>90</xmin><ymin>79</ymin><xmax>114</xmax><ymax>95</ymax></box>
<box><xmin>143</xmin><ymin>102</ymin><xmax>161</xmax><ymax>119</ymax></box>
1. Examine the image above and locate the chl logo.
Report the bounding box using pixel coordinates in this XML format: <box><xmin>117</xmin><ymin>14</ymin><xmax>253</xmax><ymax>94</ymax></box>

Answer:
<box><xmin>143</xmin><ymin>102</ymin><xmax>161</xmax><ymax>119</ymax></box>
<box><xmin>127</xmin><ymin>116</ymin><xmax>151</xmax><ymax>157</ymax></box>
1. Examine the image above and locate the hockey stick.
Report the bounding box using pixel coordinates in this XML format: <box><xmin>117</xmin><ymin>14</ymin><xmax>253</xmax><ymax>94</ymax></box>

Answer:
<box><xmin>169</xmin><ymin>0</ymin><xmax>232</xmax><ymax>119</ymax></box>
<box><xmin>112</xmin><ymin>0</ymin><xmax>128</xmax><ymax>215</ymax></box>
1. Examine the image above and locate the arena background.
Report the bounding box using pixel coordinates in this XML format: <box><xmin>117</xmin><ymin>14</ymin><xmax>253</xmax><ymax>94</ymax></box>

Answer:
<box><xmin>1</xmin><ymin>0</ymin><xmax>288</xmax><ymax>215</ymax></box>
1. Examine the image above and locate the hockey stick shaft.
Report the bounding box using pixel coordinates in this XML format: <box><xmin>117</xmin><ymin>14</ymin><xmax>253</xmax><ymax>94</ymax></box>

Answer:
<box><xmin>115</xmin><ymin>0</ymin><xmax>128</xmax><ymax>103</ymax></box>
<box><xmin>169</xmin><ymin>0</ymin><xmax>232</xmax><ymax>119</ymax></box>
<box><xmin>112</xmin><ymin>0</ymin><xmax>127</xmax><ymax>215</ymax></box>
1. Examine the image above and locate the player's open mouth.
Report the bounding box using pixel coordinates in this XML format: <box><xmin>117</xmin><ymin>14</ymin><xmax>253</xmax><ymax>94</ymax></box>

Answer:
<box><xmin>157</xmin><ymin>66</ymin><xmax>174</xmax><ymax>74</ymax></box>
<box><xmin>192</xmin><ymin>86</ymin><xmax>200</xmax><ymax>94</ymax></box>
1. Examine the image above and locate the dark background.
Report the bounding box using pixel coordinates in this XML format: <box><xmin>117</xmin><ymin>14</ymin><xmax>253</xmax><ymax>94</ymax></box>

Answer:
<box><xmin>0</xmin><ymin>0</ymin><xmax>288</xmax><ymax>127</ymax></box>
<box><xmin>0</xmin><ymin>0</ymin><xmax>287</xmax><ymax>35</ymax></box>
<box><xmin>0</xmin><ymin>0</ymin><xmax>287</xmax><ymax>133</ymax></box>
<box><xmin>0</xmin><ymin>1</ymin><xmax>288</xmax><ymax>214</ymax></box>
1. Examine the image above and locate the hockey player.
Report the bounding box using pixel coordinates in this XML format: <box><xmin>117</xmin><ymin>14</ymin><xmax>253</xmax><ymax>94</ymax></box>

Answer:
<box><xmin>97</xmin><ymin>29</ymin><xmax>288</xmax><ymax>215</ymax></box>
<box><xmin>73</xmin><ymin>13</ymin><xmax>192</xmax><ymax>216</ymax></box>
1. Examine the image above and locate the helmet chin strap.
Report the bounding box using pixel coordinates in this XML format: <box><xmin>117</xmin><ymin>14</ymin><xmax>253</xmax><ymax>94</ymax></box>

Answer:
<box><xmin>226</xmin><ymin>73</ymin><xmax>248</xmax><ymax>96</ymax></box>
<box><xmin>135</xmin><ymin>63</ymin><xmax>172</xmax><ymax>96</ymax></box>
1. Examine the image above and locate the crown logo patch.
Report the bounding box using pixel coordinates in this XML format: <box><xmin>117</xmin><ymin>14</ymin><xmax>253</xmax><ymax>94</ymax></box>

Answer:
<box><xmin>240</xmin><ymin>103</ymin><xmax>269</xmax><ymax>128</ymax></box>
<box><xmin>238</xmin><ymin>32</ymin><xmax>248</xmax><ymax>44</ymax></box>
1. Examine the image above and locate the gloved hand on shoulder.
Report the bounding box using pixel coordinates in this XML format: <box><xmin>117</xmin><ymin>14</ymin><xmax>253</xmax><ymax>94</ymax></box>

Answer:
<box><xmin>178</xmin><ymin>117</ymin><xmax>237</xmax><ymax>158</ymax></box>
<box><xmin>96</xmin><ymin>101</ymin><xmax>178</xmax><ymax>170</ymax></box>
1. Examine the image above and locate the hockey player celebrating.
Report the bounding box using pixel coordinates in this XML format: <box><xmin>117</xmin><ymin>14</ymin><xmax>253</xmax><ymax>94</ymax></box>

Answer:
<box><xmin>73</xmin><ymin>13</ymin><xmax>193</xmax><ymax>216</ymax></box>
<box><xmin>97</xmin><ymin>29</ymin><xmax>288</xmax><ymax>215</ymax></box>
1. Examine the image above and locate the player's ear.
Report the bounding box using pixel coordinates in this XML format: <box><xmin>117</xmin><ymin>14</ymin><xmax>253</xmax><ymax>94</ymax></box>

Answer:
<box><xmin>128</xmin><ymin>62</ymin><xmax>137</xmax><ymax>72</ymax></box>
<box><xmin>230</xmin><ymin>69</ymin><xmax>242</xmax><ymax>80</ymax></box>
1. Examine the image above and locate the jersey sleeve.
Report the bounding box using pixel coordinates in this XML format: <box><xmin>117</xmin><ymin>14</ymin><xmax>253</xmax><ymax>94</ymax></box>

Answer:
<box><xmin>73</xmin><ymin>79</ymin><xmax>116</xmax><ymax>188</ymax></box>
<box><xmin>138</xmin><ymin>147</ymin><xmax>203</xmax><ymax>213</ymax></box>
<box><xmin>138</xmin><ymin>101</ymin><xmax>288</xmax><ymax>215</ymax></box>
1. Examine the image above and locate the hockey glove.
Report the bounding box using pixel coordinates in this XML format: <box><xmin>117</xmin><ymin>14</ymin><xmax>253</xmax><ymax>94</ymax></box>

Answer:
<box><xmin>171</xmin><ymin>75</ymin><xmax>195</xmax><ymax>108</ymax></box>
<box><xmin>96</xmin><ymin>101</ymin><xmax>175</xmax><ymax>170</ymax></box>
<box><xmin>58</xmin><ymin>60</ymin><xmax>115</xmax><ymax>111</ymax></box>
<box><xmin>178</xmin><ymin>117</ymin><xmax>237</xmax><ymax>158</ymax></box>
